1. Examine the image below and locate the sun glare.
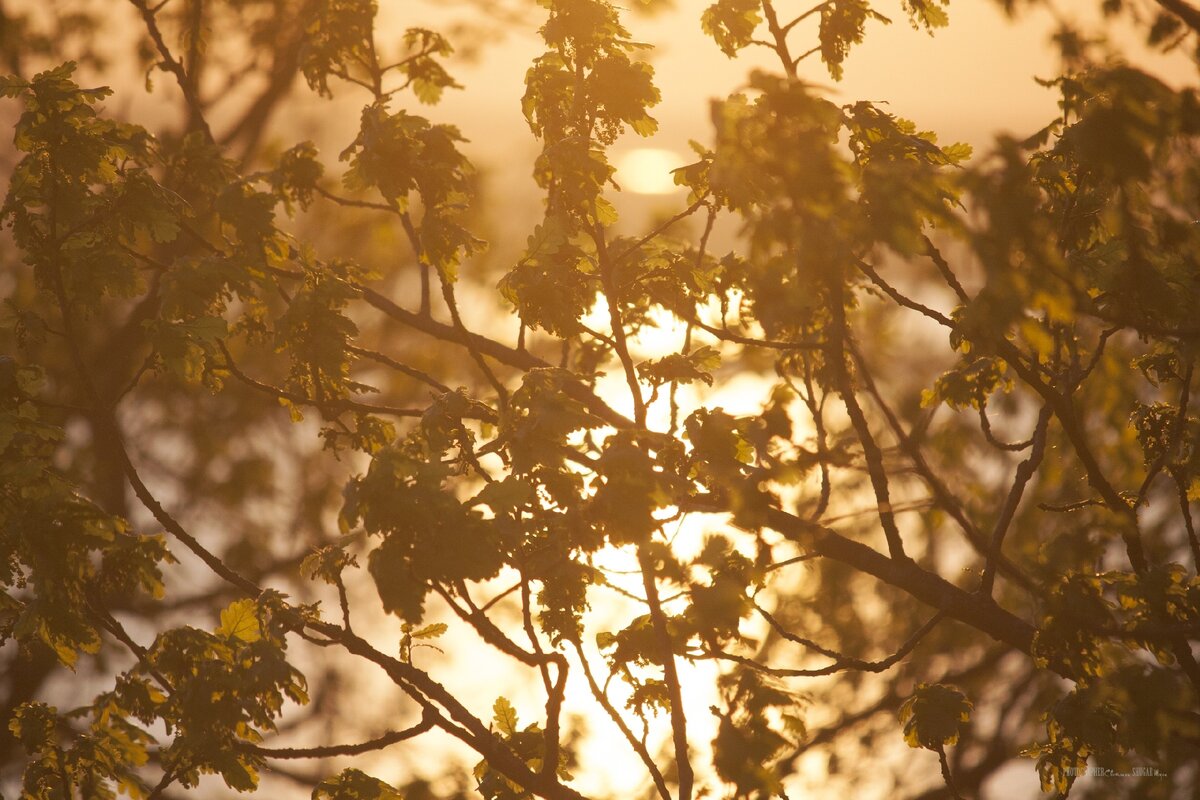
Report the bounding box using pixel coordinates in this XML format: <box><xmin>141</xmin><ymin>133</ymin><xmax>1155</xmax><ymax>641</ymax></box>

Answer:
<box><xmin>614</xmin><ymin>148</ymin><xmax>687</xmax><ymax>195</ymax></box>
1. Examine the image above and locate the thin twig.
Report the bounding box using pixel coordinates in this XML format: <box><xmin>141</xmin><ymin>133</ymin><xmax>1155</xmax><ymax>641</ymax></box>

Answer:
<box><xmin>637</xmin><ymin>548</ymin><xmax>693</xmax><ymax>800</ymax></box>
<box><xmin>980</xmin><ymin>406</ymin><xmax>1051</xmax><ymax>596</ymax></box>
<box><xmin>128</xmin><ymin>0</ymin><xmax>215</xmax><ymax>142</ymax></box>
<box><xmin>704</xmin><ymin>611</ymin><xmax>945</xmax><ymax>678</ymax></box>
<box><xmin>245</xmin><ymin>709</ymin><xmax>435</xmax><ymax>759</ymax></box>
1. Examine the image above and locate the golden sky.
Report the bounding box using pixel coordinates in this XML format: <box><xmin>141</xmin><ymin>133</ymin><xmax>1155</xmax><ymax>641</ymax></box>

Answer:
<box><xmin>16</xmin><ymin>4</ymin><xmax>1193</xmax><ymax>797</ymax></box>
<box><xmin>384</xmin><ymin>0</ymin><xmax>1195</xmax><ymax>205</ymax></box>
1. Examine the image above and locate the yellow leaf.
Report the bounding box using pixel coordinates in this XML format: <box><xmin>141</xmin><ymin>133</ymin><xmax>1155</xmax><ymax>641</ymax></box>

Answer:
<box><xmin>218</xmin><ymin>599</ymin><xmax>261</xmax><ymax>643</ymax></box>
<box><xmin>410</xmin><ymin>622</ymin><xmax>447</xmax><ymax>640</ymax></box>
<box><xmin>493</xmin><ymin>696</ymin><xmax>518</xmax><ymax>736</ymax></box>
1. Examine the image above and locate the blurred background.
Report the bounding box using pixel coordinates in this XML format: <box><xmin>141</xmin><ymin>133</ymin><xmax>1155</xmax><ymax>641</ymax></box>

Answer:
<box><xmin>1</xmin><ymin>1</ymin><xmax>1197</xmax><ymax>798</ymax></box>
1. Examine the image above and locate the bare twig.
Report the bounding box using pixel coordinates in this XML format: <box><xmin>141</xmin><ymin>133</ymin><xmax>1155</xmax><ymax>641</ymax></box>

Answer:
<box><xmin>980</xmin><ymin>406</ymin><xmax>1051</xmax><ymax>596</ymax></box>
<box><xmin>637</xmin><ymin>547</ymin><xmax>693</xmax><ymax>800</ymax></box>
<box><xmin>712</xmin><ymin>611</ymin><xmax>945</xmax><ymax>678</ymax></box>
<box><xmin>246</xmin><ymin>709</ymin><xmax>435</xmax><ymax>759</ymax></box>
<box><xmin>128</xmin><ymin>0</ymin><xmax>215</xmax><ymax>142</ymax></box>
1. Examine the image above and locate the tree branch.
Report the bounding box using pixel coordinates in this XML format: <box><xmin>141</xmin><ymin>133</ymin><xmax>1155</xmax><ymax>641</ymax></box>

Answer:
<box><xmin>704</xmin><ymin>611</ymin><xmax>945</xmax><ymax>677</ymax></box>
<box><xmin>637</xmin><ymin>547</ymin><xmax>693</xmax><ymax>800</ymax></box>
<box><xmin>128</xmin><ymin>0</ymin><xmax>215</xmax><ymax>142</ymax></box>
<box><xmin>979</xmin><ymin>406</ymin><xmax>1051</xmax><ymax>596</ymax></box>
<box><xmin>245</xmin><ymin>708</ymin><xmax>435</xmax><ymax>759</ymax></box>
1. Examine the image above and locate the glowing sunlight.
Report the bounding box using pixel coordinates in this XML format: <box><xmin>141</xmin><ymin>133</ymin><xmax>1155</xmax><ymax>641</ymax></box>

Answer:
<box><xmin>614</xmin><ymin>148</ymin><xmax>687</xmax><ymax>195</ymax></box>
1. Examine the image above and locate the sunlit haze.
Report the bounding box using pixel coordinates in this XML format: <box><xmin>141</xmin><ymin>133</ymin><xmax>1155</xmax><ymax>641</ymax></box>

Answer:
<box><xmin>5</xmin><ymin>1</ymin><xmax>1200</xmax><ymax>799</ymax></box>
<box><xmin>614</xmin><ymin>148</ymin><xmax>687</xmax><ymax>195</ymax></box>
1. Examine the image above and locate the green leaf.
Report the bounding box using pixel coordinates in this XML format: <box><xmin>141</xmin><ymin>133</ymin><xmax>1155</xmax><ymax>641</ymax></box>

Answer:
<box><xmin>902</xmin><ymin>0</ymin><xmax>949</xmax><ymax>30</ymax></box>
<box><xmin>313</xmin><ymin>768</ymin><xmax>403</xmax><ymax>800</ymax></box>
<box><xmin>819</xmin><ymin>1</ymin><xmax>890</xmax><ymax>81</ymax></box>
<box><xmin>899</xmin><ymin>683</ymin><xmax>972</xmax><ymax>750</ymax></box>
<box><xmin>701</xmin><ymin>0</ymin><xmax>762</xmax><ymax>57</ymax></box>
<box><xmin>638</xmin><ymin>345</ymin><xmax>722</xmax><ymax>387</ymax></box>
<box><xmin>409</xmin><ymin>622</ymin><xmax>447</xmax><ymax>640</ymax></box>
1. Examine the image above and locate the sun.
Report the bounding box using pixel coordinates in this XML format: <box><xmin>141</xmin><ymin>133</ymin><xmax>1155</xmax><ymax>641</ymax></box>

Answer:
<box><xmin>614</xmin><ymin>148</ymin><xmax>687</xmax><ymax>195</ymax></box>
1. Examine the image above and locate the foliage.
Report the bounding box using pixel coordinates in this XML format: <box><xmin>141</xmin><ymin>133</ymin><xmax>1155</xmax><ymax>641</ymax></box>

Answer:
<box><xmin>899</xmin><ymin>683</ymin><xmax>973</xmax><ymax>750</ymax></box>
<box><xmin>2</xmin><ymin>0</ymin><xmax>1200</xmax><ymax>799</ymax></box>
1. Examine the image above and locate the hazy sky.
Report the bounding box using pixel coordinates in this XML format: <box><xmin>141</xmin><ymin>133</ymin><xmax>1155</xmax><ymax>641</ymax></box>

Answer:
<box><xmin>352</xmin><ymin>7</ymin><xmax>1197</xmax><ymax>797</ymax></box>
<box><xmin>16</xmin><ymin>4</ymin><xmax>1192</xmax><ymax>797</ymax></box>
<box><xmin>382</xmin><ymin>0</ymin><xmax>1195</xmax><ymax>203</ymax></box>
